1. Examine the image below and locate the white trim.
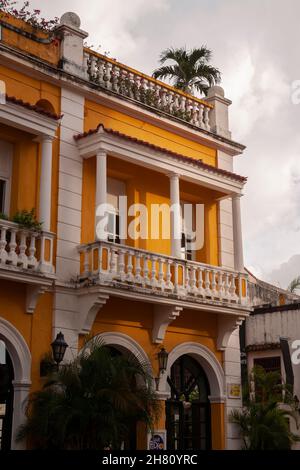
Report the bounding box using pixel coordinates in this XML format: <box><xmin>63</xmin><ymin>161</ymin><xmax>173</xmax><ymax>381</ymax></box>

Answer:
<box><xmin>88</xmin><ymin>331</ymin><xmax>153</xmax><ymax>376</ymax></box>
<box><xmin>0</xmin><ymin>318</ymin><xmax>31</xmax><ymax>450</ymax></box>
<box><xmin>77</xmin><ymin>129</ymin><xmax>244</xmax><ymax>195</ymax></box>
<box><xmin>159</xmin><ymin>341</ymin><xmax>225</xmax><ymax>398</ymax></box>
<box><xmin>0</xmin><ymin>101</ymin><xmax>58</xmax><ymax>138</ymax></box>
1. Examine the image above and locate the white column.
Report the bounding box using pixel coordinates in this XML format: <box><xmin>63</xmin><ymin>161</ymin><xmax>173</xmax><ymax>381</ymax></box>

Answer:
<box><xmin>169</xmin><ymin>173</ymin><xmax>181</xmax><ymax>258</ymax></box>
<box><xmin>95</xmin><ymin>150</ymin><xmax>107</xmax><ymax>240</ymax></box>
<box><xmin>232</xmin><ymin>194</ymin><xmax>244</xmax><ymax>272</ymax></box>
<box><xmin>39</xmin><ymin>136</ymin><xmax>53</xmax><ymax>232</ymax></box>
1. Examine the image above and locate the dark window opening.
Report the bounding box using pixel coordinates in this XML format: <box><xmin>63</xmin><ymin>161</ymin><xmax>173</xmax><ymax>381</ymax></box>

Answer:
<box><xmin>0</xmin><ymin>180</ymin><xmax>5</xmax><ymax>214</ymax></box>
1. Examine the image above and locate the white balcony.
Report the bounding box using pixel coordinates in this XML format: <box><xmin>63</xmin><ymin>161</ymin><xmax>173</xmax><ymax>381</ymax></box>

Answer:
<box><xmin>78</xmin><ymin>240</ymin><xmax>249</xmax><ymax>308</ymax></box>
<box><xmin>0</xmin><ymin>219</ymin><xmax>55</xmax><ymax>282</ymax></box>
<box><xmin>84</xmin><ymin>51</ymin><xmax>212</xmax><ymax>132</ymax></box>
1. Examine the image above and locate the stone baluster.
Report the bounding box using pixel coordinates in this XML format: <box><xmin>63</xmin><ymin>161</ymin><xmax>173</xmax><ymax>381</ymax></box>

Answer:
<box><xmin>97</xmin><ymin>58</ymin><xmax>105</xmax><ymax>85</ymax></box>
<box><xmin>150</xmin><ymin>256</ymin><xmax>158</xmax><ymax>287</ymax></box>
<box><xmin>103</xmin><ymin>62</ymin><xmax>112</xmax><ymax>89</ymax></box>
<box><xmin>126</xmin><ymin>251</ymin><xmax>134</xmax><ymax>282</ymax></box>
<box><xmin>109</xmin><ymin>246</ymin><xmax>118</xmax><ymax>274</ymax></box>
<box><xmin>199</xmin><ymin>104</ymin><xmax>204</xmax><ymax>128</ymax></box>
<box><xmin>185</xmin><ymin>265</ymin><xmax>190</xmax><ymax>293</ymax></box>
<box><xmin>174</xmin><ymin>261</ymin><xmax>179</xmax><ymax>293</ymax></box>
<box><xmin>197</xmin><ymin>267</ymin><xmax>204</xmax><ymax>296</ymax></box>
<box><xmin>211</xmin><ymin>270</ymin><xmax>217</xmax><ymax>297</ymax></box>
<box><xmin>203</xmin><ymin>106</ymin><xmax>210</xmax><ymax>130</ymax></box>
<box><xmin>140</xmin><ymin>77</ymin><xmax>148</xmax><ymax>102</ymax></box>
<box><xmin>111</xmin><ymin>65</ymin><xmax>120</xmax><ymax>92</ymax></box>
<box><xmin>173</xmin><ymin>93</ymin><xmax>180</xmax><ymax>114</ymax></box>
<box><xmin>27</xmin><ymin>233</ymin><xmax>37</xmax><ymax>268</ymax></box>
<box><xmin>88</xmin><ymin>54</ymin><xmax>98</xmax><ymax>81</ymax></box>
<box><xmin>18</xmin><ymin>230</ymin><xmax>28</xmax><ymax>268</ymax></box>
<box><xmin>134</xmin><ymin>76</ymin><xmax>141</xmax><ymax>101</ymax></box>
<box><xmin>0</xmin><ymin>226</ymin><xmax>8</xmax><ymax>264</ymax></box>
<box><xmin>204</xmin><ymin>268</ymin><xmax>211</xmax><ymax>296</ymax></box>
<box><xmin>168</xmin><ymin>91</ymin><xmax>174</xmax><ymax>113</ymax></box>
<box><xmin>118</xmin><ymin>249</ymin><xmax>126</xmax><ymax>281</ymax></box>
<box><xmin>7</xmin><ymin>228</ymin><xmax>18</xmax><ymax>266</ymax></box>
<box><xmin>149</xmin><ymin>81</ymin><xmax>156</xmax><ymax>105</ymax></box>
<box><xmin>180</xmin><ymin>95</ymin><xmax>186</xmax><ymax>113</ymax></box>
<box><xmin>161</xmin><ymin>89</ymin><xmax>168</xmax><ymax>109</ymax></box>
<box><xmin>135</xmin><ymin>252</ymin><xmax>143</xmax><ymax>284</ymax></box>
<box><xmin>190</xmin><ymin>265</ymin><xmax>197</xmax><ymax>294</ymax></box>
<box><xmin>119</xmin><ymin>69</ymin><xmax>128</xmax><ymax>95</ymax></box>
<box><xmin>128</xmin><ymin>72</ymin><xmax>135</xmax><ymax>99</ymax></box>
<box><xmin>165</xmin><ymin>260</ymin><xmax>173</xmax><ymax>290</ymax></box>
<box><xmin>230</xmin><ymin>273</ymin><xmax>238</xmax><ymax>301</ymax></box>
<box><xmin>192</xmin><ymin>102</ymin><xmax>200</xmax><ymax>126</ymax></box>
<box><xmin>217</xmin><ymin>271</ymin><xmax>224</xmax><ymax>299</ymax></box>
<box><xmin>157</xmin><ymin>258</ymin><xmax>165</xmax><ymax>289</ymax></box>
<box><xmin>154</xmin><ymin>84</ymin><xmax>161</xmax><ymax>107</ymax></box>
<box><xmin>186</xmin><ymin>98</ymin><xmax>193</xmax><ymax>122</ymax></box>
<box><xmin>143</xmin><ymin>254</ymin><xmax>150</xmax><ymax>286</ymax></box>
<box><xmin>224</xmin><ymin>272</ymin><xmax>230</xmax><ymax>299</ymax></box>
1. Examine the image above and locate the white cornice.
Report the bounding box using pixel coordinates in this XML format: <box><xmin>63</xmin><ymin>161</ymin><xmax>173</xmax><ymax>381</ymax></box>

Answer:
<box><xmin>76</xmin><ymin>129</ymin><xmax>245</xmax><ymax>195</ymax></box>
<box><xmin>0</xmin><ymin>101</ymin><xmax>59</xmax><ymax>137</ymax></box>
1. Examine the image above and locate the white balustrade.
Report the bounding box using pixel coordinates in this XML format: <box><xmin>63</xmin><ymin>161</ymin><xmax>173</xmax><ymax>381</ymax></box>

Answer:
<box><xmin>78</xmin><ymin>240</ymin><xmax>248</xmax><ymax>305</ymax></box>
<box><xmin>0</xmin><ymin>220</ymin><xmax>55</xmax><ymax>275</ymax></box>
<box><xmin>84</xmin><ymin>51</ymin><xmax>212</xmax><ymax>131</ymax></box>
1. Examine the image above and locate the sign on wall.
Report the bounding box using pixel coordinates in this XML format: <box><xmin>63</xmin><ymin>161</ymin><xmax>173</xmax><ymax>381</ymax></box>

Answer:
<box><xmin>227</xmin><ymin>383</ymin><xmax>241</xmax><ymax>399</ymax></box>
<box><xmin>147</xmin><ymin>431</ymin><xmax>166</xmax><ymax>450</ymax></box>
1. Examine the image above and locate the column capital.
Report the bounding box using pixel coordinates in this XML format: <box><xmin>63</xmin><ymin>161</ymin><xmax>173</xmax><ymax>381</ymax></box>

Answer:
<box><xmin>209</xmin><ymin>395</ymin><xmax>226</xmax><ymax>404</ymax></box>
<box><xmin>34</xmin><ymin>135</ymin><xmax>55</xmax><ymax>144</ymax></box>
<box><xmin>167</xmin><ymin>172</ymin><xmax>180</xmax><ymax>180</ymax></box>
<box><xmin>96</xmin><ymin>149</ymin><xmax>107</xmax><ymax>157</ymax></box>
<box><xmin>232</xmin><ymin>192</ymin><xmax>243</xmax><ymax>200</ymax></box>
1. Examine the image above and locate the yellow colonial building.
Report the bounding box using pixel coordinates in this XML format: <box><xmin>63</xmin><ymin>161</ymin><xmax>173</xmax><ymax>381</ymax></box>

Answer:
<box><xmin>0</xmin><ymin>10</ymin><xmax>251</xmax><ymax>450</ymax></box>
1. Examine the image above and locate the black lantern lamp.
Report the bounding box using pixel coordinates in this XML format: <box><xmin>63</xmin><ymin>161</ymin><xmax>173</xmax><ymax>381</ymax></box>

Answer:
<box><xmin>158</xmin><ymin>347</ymin><xmax>168</xmax><ymax>374</ymax></box>
<box><xmin>51</xmin><ymin>332</ymin><xmax>68</xmax><ymax>368</ymax></box>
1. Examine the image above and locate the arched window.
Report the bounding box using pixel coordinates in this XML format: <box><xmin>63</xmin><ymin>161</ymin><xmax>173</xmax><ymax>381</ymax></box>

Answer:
<box><xmin>166</xmin><ymin>355</ymin><xmax>211</xmax><ymax>450</ymax></box>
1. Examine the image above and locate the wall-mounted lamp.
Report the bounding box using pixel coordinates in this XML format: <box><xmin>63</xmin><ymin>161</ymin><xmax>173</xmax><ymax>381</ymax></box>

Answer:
<box><xmin>158</xmin><ymin>347</ymin><xmax>168</xmax><ymax>374</ymax></box>
<box><xmin>51</xmin><ymin>332</ymin><xmax>68</xmax><ymax>369</ymax></box>
<box><xmin>155</xmin><ymin>347</ymin><xmax>169</xmax><ymax>391</ymax></box>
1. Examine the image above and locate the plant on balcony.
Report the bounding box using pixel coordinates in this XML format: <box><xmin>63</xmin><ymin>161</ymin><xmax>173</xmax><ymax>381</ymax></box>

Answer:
<box><xmin>230</xmin><ymin>366</ymin><xmax>300</xmax><ymax>450</ymax></box>
<box><xmin>153</xmin><ymin>46</ymin><xmax>221</xmax><ymax>96</ymax></box>
<box><xmin>17</xmin><ymin>338</ymin><xmax>160</xmax><ymax>449</ymax></box>
<box><xmin>12</xmin><ymin>208</ymin><xmax>42</xmax><ymax>231</ymax></box>
<box><xmin>0</xmin><ymin>212</ymin><xmax>8</xmax><ymax>220</ymax></box>
<box><xmin>0</xmin><ymin>1</ymin><xmax>59</xmax><ymax>32</ymax></box>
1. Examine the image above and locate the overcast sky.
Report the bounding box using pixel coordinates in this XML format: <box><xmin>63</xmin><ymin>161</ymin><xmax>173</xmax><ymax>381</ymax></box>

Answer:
<box><xmin>14</xmin><ymin>0</ymin><xmax>300</xmax><ymax>288</ymax></box>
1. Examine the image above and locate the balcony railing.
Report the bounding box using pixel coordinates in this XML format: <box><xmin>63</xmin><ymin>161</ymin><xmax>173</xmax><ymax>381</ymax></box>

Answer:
<box><xmin>84</xmin><ymin>50</ymin><xmax>212</xmax><ymax>132</ymax></box>
<box><xmin>78</xmin><ymin>240</ymin><xmax>249</xmax><ymax>306</ymax></box>
<box><xmin>0</xmin><ymin>220</ymin><xmax>55</xmax><ymax>277</ymax></box>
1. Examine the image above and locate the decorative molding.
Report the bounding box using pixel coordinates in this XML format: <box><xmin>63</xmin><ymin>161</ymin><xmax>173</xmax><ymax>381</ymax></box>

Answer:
<box><xmin>25</xmin><ymin>285</ymin><xmax>48</xmax><ymax>314</ymax></box>
<box><xmin>76</xmin><ymin>129</ymin><xmax>244</xmax><ymax>195</ymax></box>
<box><xmin>159</xmin><ymin>341</ymin><xmax>225</xmax><ymax>398</ymax></box>
<box><xmin>0</xmin><ymin>101</ymin><xmax>58</xmax><ymax>138</ymax></box>
<box><xmin>217</xmin><ymin>315</ymin><xmax>244</xmax><ymax>351</ymax></box>
<box><xmin>77</xmin><ymin>291</ymin><xmax>109</xmax><ymax>334</ymax></box>
<box><xmin>152</xmin><ymin>305</ymin><xmax>183</xmax><ymax>344</ymax></box>
<box><xmin>0</xmin><ymin>318</ymin><xmax>31</xmax><ymax>450</ymax></box>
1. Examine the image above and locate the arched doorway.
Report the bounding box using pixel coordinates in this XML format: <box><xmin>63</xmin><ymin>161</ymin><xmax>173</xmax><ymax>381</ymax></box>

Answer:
<box><xmin>166</xmin><ymin>355</ymin><xmax>211</xmax><ymax>450</ymax></box>
<box><xmin>0</xmin><ymin>341</ymin><xmax>14</xmax><ymax>451</ymax></box>
<box><xmin>106</xmin><ymin>346</ymin><xmax>137</xmax><ymax>450</ymax></box>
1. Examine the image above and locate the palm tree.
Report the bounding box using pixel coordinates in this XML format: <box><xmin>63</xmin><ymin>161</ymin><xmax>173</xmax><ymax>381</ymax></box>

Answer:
<box><xmin>288</xmin><ymin>275</ymin><xmax>300</xmax><ymax>293</ymax></box>
<box><xmin>231</xmin><ymin>366</ymin><xmax>300</xmax><ymax>450</ymax></box>
<box><xmin>17</xmin><ymin>339</ymin><xmax>159</xmax><ymax>449</ymax></box>
<box><xmin>152</xmin><ymin>46</ymin><xmax>221</xmax><ymax>96</ymax></box>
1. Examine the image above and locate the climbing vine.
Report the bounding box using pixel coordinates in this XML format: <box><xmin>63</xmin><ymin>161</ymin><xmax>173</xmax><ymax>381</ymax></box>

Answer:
<box><xmin>0</xmin><ymin>1</ymin><xmax>59</xmax><ymax>31</ymax></box>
